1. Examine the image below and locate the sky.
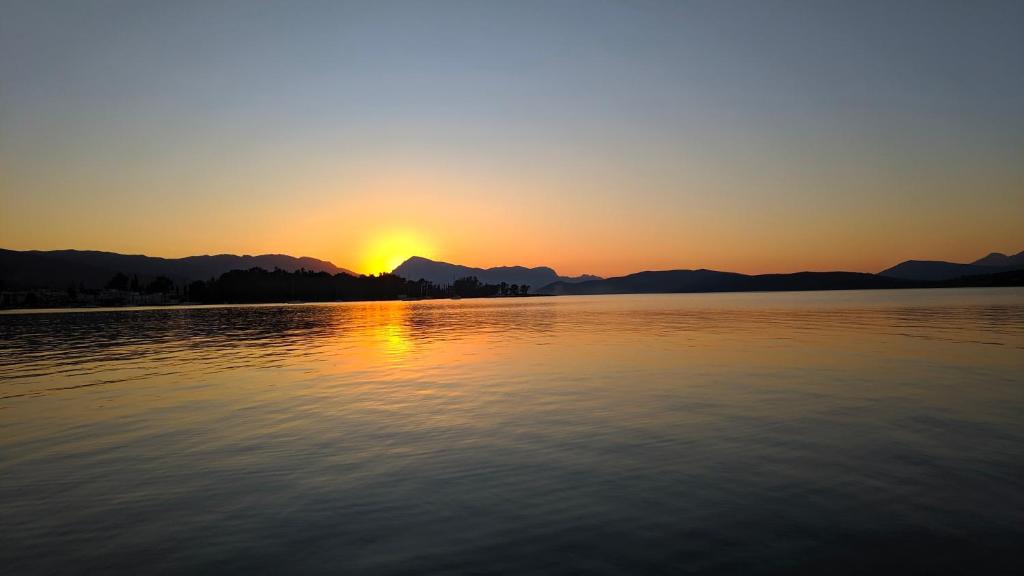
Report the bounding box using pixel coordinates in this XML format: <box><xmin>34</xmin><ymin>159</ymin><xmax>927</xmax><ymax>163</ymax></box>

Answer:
<box><xmin>1</xmin><ymin>0</ymin><xmax>1022</xmax><ymax>276</ymax></box>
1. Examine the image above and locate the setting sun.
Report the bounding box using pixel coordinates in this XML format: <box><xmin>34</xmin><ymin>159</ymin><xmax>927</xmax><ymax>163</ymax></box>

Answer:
<box><xmin>359</xmin><ymin>230</ymin><xmax>435</xmax><ymax>275</ymax></box>
<box><xmin>4</xmin><ymin>2</ymin><xmax>1024</xmax><ymax>574</ymax></box>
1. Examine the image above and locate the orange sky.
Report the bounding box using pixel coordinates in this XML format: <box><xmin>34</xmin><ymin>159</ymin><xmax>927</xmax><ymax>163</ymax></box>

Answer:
<box><xmin>2</xmin><ymin>2</ymin><xmax>1022</xmax><ymax>277</ymax></box>
<box><xmin>2</xmin><ymin>156</ymin><xmax>1020</xmax><ymax>277</ymax></box>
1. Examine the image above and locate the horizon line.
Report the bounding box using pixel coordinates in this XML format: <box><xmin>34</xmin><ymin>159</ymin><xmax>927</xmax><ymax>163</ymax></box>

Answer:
<box><xmin>4</xmin><ymin>246</ymin><xmax>1023</xmax><ymax>279</ymax></box>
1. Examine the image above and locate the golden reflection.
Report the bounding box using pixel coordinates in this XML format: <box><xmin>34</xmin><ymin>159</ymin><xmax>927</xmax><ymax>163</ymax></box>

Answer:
<box><xmin>4</xmin><ymin>291</ymin><xmax>1023</xmax><ymax>440</ymax></box>
<box><xmin>362</xmin><ymin>302</ymin><xmax>414</xmax><ymax>360</ymax></box>
<box><xmin>379</xmin><ymin>320</ymin><xmax>411</xmax><ymax>358</ymax></box>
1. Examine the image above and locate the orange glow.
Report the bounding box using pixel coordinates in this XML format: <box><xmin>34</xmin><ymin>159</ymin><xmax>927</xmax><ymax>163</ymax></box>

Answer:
<box><xmin>359</xmin><ymin>230</ymin><xmax>436</xmax><ymax>275</ymax></box>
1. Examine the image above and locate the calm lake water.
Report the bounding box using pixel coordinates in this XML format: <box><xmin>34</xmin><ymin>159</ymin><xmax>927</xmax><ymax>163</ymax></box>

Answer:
<box><xmin>2</xmin><ymin>289</ymin><xmax>1023</xmax><ymax>575</ymax></box>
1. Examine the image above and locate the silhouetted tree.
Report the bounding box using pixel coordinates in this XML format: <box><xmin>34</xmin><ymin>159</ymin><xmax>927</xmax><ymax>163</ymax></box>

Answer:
<box><xmin>180</xmin><ymin>269</ymin><xmax>529</xmax><ymax>304</ymax></box>
<box><xmin>453</xmin><ymin>276</ymin><xmax>482</xmax><ymax>297</ymax></box>
<box><xmin>145</xmin><ymin>276</ymin><xmax>174</xmax><ymax>294</ymax></box>
<box><xmin>106</xmin><ymin>272</ymin><xmax>130</xmax><ymax>291</ymax></box>
<box><xmin>188</xmin><ymin>280</ymin><xmax>207</xmax><ymax>302</ymax></box>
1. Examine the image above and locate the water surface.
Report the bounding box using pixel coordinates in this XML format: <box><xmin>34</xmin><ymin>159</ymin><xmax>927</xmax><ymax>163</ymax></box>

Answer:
<box><xmin>2</xmin><ymin>289</ymin><xmax>1024</xmax><ymax>574</ymax></box>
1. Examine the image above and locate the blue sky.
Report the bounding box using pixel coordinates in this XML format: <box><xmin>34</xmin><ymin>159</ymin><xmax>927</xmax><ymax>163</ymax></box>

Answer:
<box><xmin>2</xmin><ymin>1</ymin><xmax>1022</xmax><ymax>274</ymax></box>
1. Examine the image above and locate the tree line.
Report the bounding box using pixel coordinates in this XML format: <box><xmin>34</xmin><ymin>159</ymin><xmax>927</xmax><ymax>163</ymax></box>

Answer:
<box><xmin>101</xmin><ymin>268</ymin><xmax>531</xmax><ymax>303</ymax></box>
<box><xmin>106</xmin><ymin>272</ymin><xmax>174</xmax><ymax>294</ymax></box>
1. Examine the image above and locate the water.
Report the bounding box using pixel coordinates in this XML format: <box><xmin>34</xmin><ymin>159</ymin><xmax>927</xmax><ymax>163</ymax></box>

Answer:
<box><xmin>2</xmin><ymin>289</ymin><xmax>1023</xmax><ymax>575</ymax></box>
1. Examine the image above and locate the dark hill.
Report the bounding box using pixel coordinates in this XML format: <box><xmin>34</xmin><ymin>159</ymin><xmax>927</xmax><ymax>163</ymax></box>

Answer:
<box><xmin>538</xmin><ymin>269</ymin><xmax>914</xmax><ymax>295</ymax></box>
<box><xmin>972</xmin><ymin>250</ymin><xmax>1024</xmax><ymax>267</ymax></box>
<box><xmin>0</xmin><ymin>249</ymin><xmax>354</xmax><ymax>290</ymax></box>
<box><xmin>938</xmin><ymin>268</ymin><xmax>1024</xmax><ymax>287</ymax></box>
<box><xmin>878</xmin><ymin>248</ymin><xmax>1024</xmax><ymax>281</ymax></box>
<box><xmin>878</xmin><ymin>260</ymin><xmax>1005</xmax><ymax>282</ymax></box>
<box><xmin>393</xmin><ymin>256</ymin><xmax>599</xmax><ymax>288</ymax></box>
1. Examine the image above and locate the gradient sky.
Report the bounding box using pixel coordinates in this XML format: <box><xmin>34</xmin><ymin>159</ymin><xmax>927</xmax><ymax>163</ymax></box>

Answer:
<box><xmin>2</xmin><ymin>0</ymin><xmax>1022</xmax><ymax>276</ymax></box>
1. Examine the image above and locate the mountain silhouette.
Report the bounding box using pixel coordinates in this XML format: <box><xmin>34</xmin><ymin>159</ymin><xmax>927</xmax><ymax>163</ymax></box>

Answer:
<box><xmin>879</xmin><ymin>249</ymin><xmax>1024</xmax><ymax>281</ymax></box>
<box><xmin>972</xmin><ymin>250</ymin><xmax>1024</xmax><ymax>267</ymax></box>
<box><xmin>537</xmin><ymin>269</ymin><xmax>913</xmax><ymax>295</ymax></box>
<box><xmin>0</xmin><ymin>249</ymin><xmax>354</xmax><ymax>290</ymax></box>
<box><xmin>6</xmin><ymin>247</ymin><xmax>1022</xmax><ymax>299</ymax></box>
<box><xmin>393</xmin><ymin>256</ymin><xmax>600</xmax><ymax>288</ymax></box>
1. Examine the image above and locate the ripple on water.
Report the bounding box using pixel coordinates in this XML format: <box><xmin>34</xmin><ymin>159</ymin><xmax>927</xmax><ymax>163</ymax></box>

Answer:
<box><xmin>1</xmin><ymin>289</ymin><xmax>1024</xmax><ymax>574</ymax></box>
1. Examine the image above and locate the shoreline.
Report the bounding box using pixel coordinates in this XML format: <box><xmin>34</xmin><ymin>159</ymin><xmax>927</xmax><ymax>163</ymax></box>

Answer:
<box><xmin>3</xmin><ymin>284</ymin><xmax>1021</xmax><ymax>314</ymax></box>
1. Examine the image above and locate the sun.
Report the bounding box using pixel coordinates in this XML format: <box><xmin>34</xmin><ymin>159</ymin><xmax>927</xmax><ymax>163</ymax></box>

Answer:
<box><xmin>360</xmin><ymin>230</ymin><xmax>435</xmax><ymax>275</ymax></box>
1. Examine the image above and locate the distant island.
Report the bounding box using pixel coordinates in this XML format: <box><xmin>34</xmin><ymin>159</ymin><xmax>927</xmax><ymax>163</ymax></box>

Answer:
<box><xmin>1</xmin><ymin>249</ymin><xmax>1022</xmax><ymax>309</ymax></box>
<box><xmin>537</xmin><ymin>268</ymin><xmax>1024</xmax><ymax>296</ymax></box>
<box><xmin>538</xmin><ymin>250</ymin><xmax>1024</xmax><ymax>295</ymax></box>
<box><xmin>878</xmin><ymin>250</ymin><xmax>1024</xmax><ymax>281</ymax></box>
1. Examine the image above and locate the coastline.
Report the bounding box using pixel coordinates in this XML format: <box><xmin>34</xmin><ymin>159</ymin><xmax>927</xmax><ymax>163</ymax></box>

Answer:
<box><xmin>3</xmin><ymin>283</ymin><xmax>1021</xmax><ymax>313</ymax></box>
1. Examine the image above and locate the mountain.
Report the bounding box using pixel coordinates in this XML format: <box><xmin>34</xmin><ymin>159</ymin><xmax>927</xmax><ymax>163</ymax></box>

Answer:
<box><xmin>538</xmin><ymin>269</ymin><xmax>913</xmax><ymax>295</ymax></box>
<box><xmin>878</xmin><ymin>260</ymin><xmax>1004</xmax><ymax>282</ymax></box>
<box><xmin>392</xmin><ymin>256</ymin><xmax>600</xmax><ymax>288</ymax></box>
<box><xmin>972</xmin><ymin>250</ymin><xmax>1024</xmax><ymax>267</ymax></box>
<box><xmin>0</xmin><ymin>249</ymin><xmax>354</xmax><ymax>290</ymax></box>
<box><xmin>880</xmin><ymin>249</ymin><xmax>1024</xmax><ymax>281</ymax></box>
<box><xmin>1</xmin><ymin>250</ymin><xmax>115</xmax><ymax>291</ymax></box>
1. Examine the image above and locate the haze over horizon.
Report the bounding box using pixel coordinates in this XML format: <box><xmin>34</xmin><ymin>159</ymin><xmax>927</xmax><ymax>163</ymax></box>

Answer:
<box><xmin>2</xmin><ymin>1</ymin><xmax>1022</xmax><ymax>277</ymax></box>
<box><xmin>4</xmin><ymin>247</ymin><xmax>1024</xmax><ymax>281</ymax></box>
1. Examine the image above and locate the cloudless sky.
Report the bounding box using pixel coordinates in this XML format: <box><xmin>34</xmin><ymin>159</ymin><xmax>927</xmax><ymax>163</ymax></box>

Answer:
<box><xmin>2</xmin><ymin>0</ymin><xmax>1022</xmax><ymax>275</ymax></box>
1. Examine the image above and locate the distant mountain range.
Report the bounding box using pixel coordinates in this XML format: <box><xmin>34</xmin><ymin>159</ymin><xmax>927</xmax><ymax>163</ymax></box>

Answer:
<box><xmin>4</xmin><ymin>247</ymin><xmax>1022</xmax><ymax>297</ymax></box>
<box><xmin>0</xmin><ymin>249</ymin><xmax>353</xmax><ymax>290</ymax></box>
<box><xmin>538</xmin><ymin>270</ymin><xmax>910</xmax><ymax>295</ymax></box>
<box><xmin>538</xmin><ymin>268</ymin><xmax>1024</xmax><ymax>295</ymax></box>
<box><xmin>537</xmin><ymin>249</ymin><xmax>1024</xmax><ymax>295</ymax></box>
<box><xmin>973</xmin><ymin>251</ymin><xmax>1024</xmax><ymax>267</ymax></box>
<box><xmin>879</xmin><ymin>250</ymin><xmax>1024</xmax><ymax>281</ymax></box>
<box><xmin>392</xmin><ymin>256</ymin><xmax>600</xmax><ymax>288</ymax></box>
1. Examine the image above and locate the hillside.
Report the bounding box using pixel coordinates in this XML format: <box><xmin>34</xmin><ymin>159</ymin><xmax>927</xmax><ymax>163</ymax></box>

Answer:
<box><xmin>878</xmin><ymin>260</ymin><xmax>1005</xmax><ymax>282</ymax></box>
<box><xmin>972</xmin><ymin>250</ymin><xmax>1024</xmax><ymax>268</ymax></box>
<box><xmin>393</xmin><ymin>256</ymin><xmax>599</xmax><ymax>288</ymax></box>
<box><xmin>0</xmin><ymin>249</ymin><xmax>354</xmax><ymax>290</ymax></box>
<box><xmin>538</xmin><ymin>269</ymin><xmax>912</xmax><ymax>295</ymax></box>
<box><xmin>879</xmin><ymin>249</ymin><xmax>1024</xmax><ymax>281</ymax></box>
